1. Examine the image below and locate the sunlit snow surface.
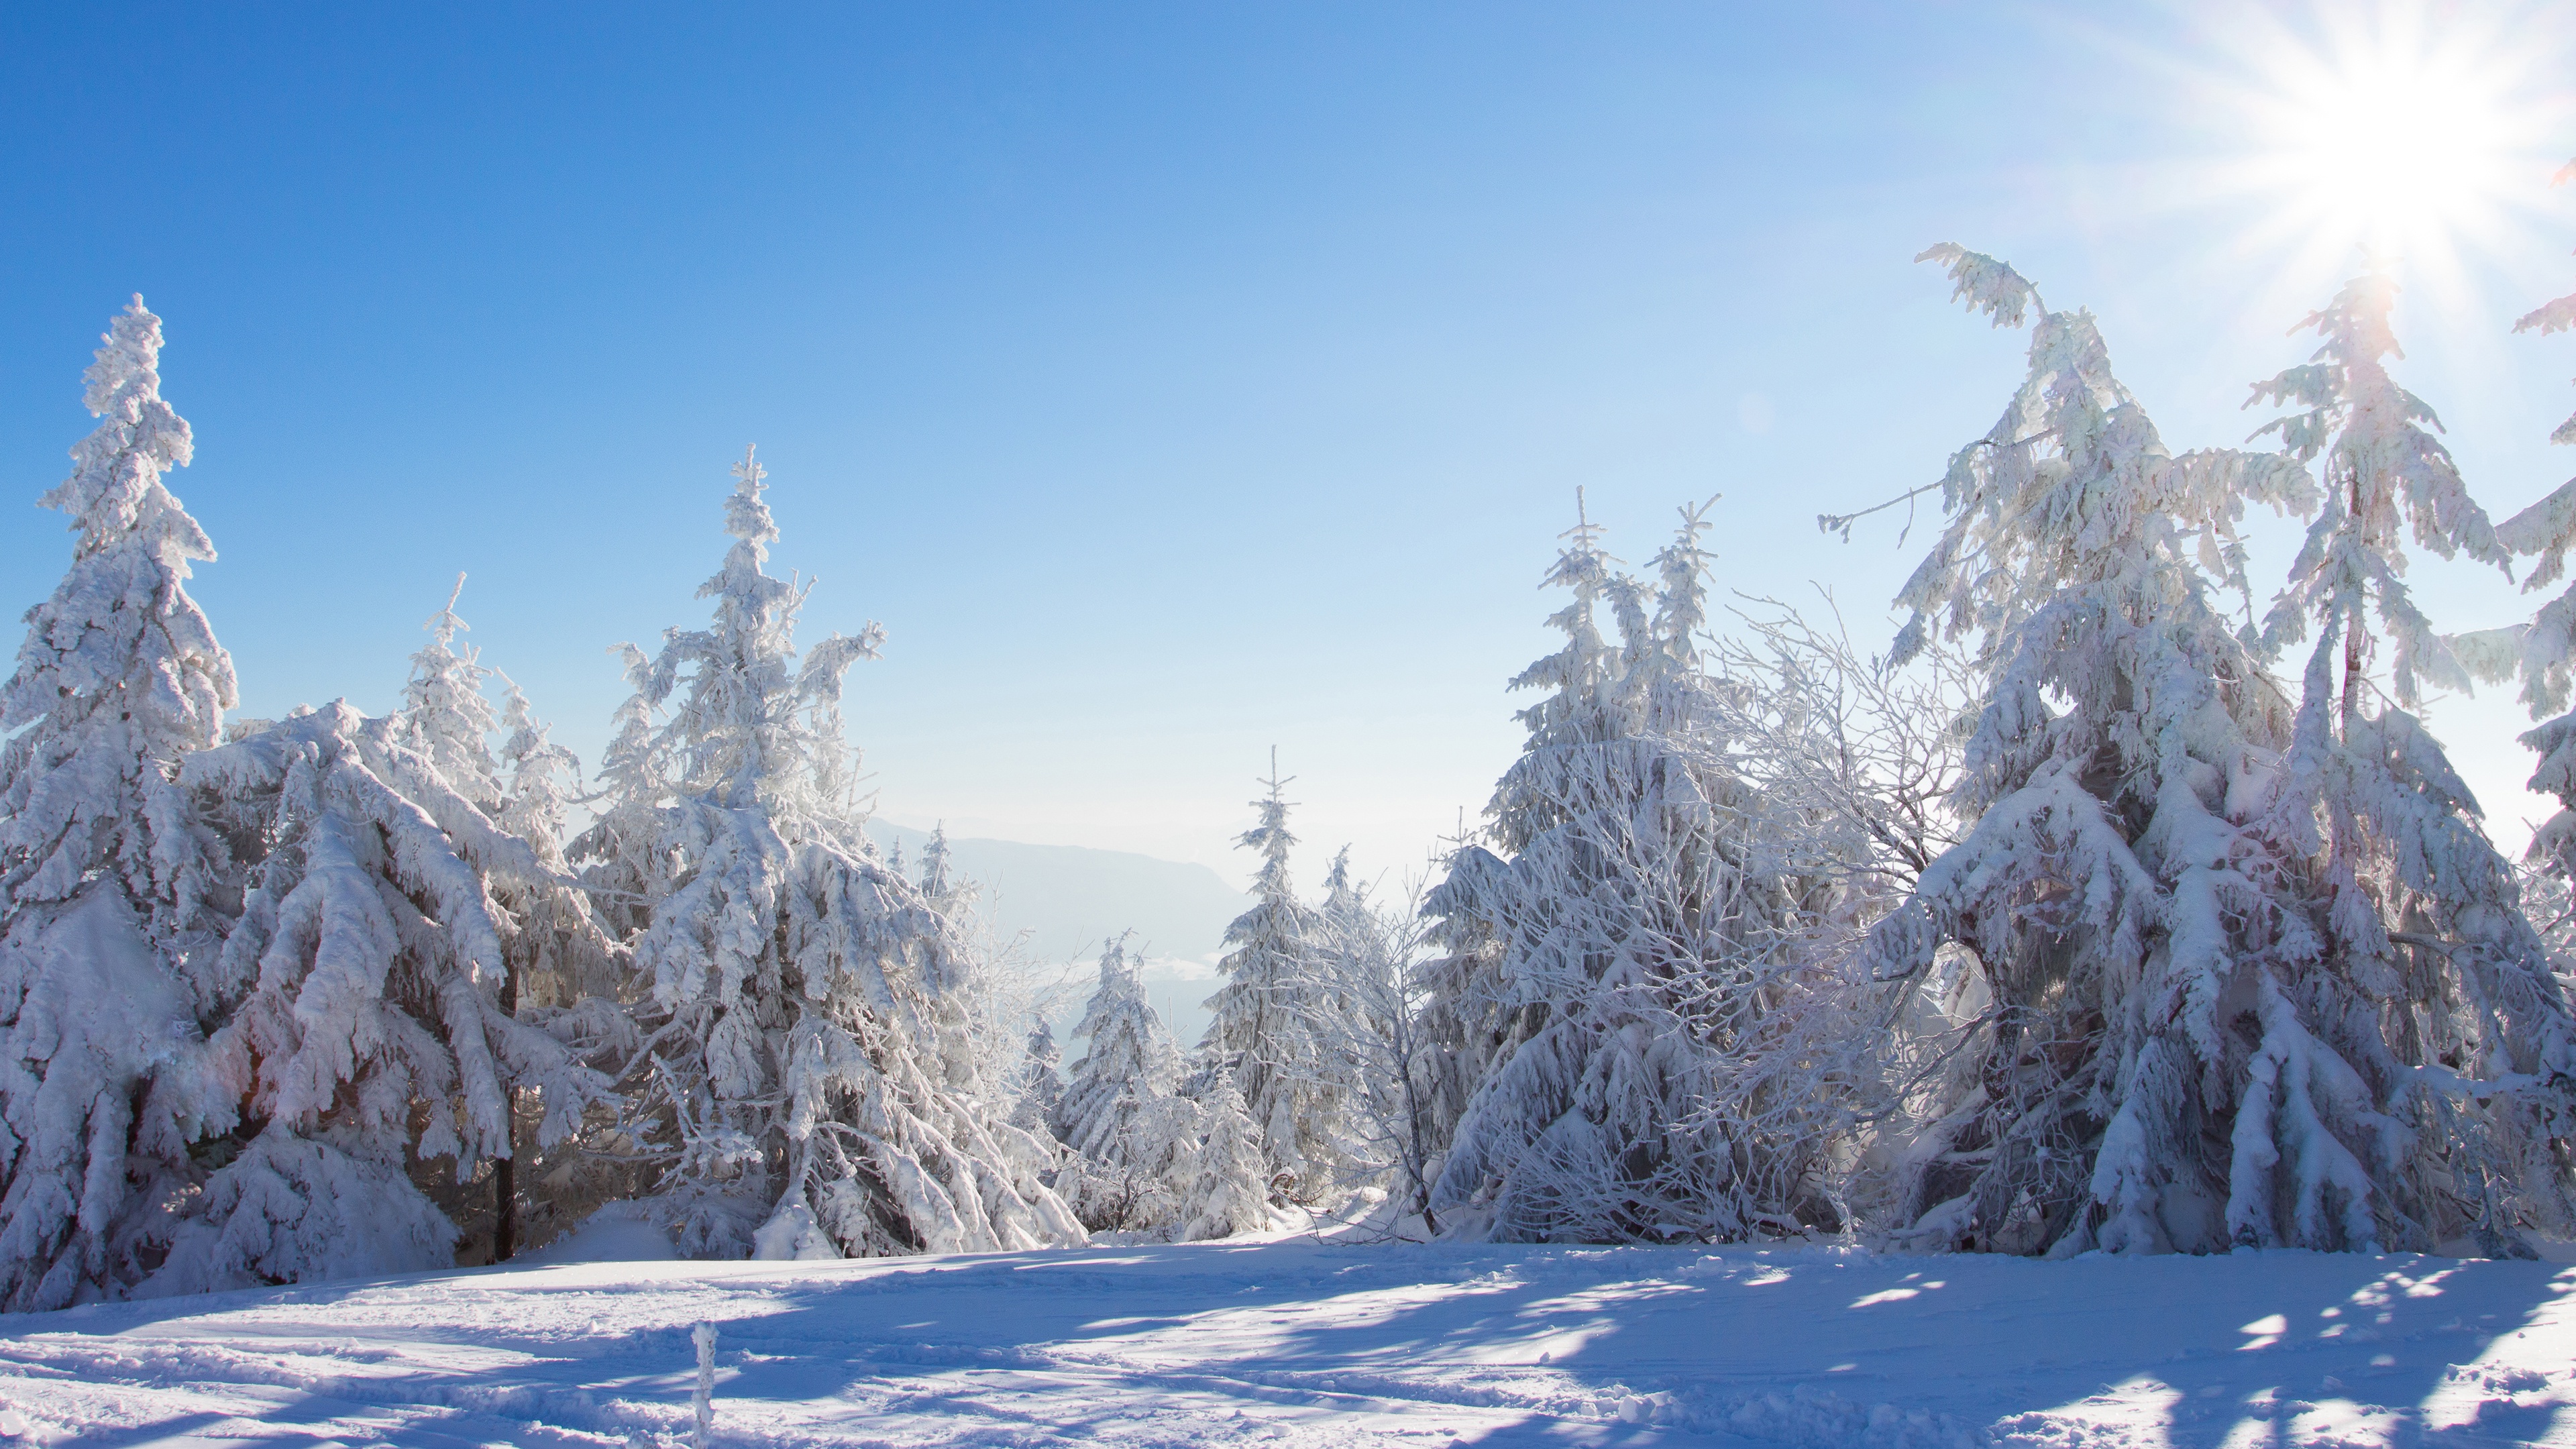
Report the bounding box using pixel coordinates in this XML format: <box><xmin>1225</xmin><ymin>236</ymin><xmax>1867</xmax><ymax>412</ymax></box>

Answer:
<box><xmin>1</xmin><ymin>1235</ymin><xmax>2570</xmax><ymax>1447</ymax></box>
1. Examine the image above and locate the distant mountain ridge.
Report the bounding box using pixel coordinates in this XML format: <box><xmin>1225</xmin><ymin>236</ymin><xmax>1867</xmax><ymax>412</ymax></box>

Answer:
<box><xmin>865</xmin><ymin>820</ymin><xmax>1250</xmax><ymax>1048</ymax></box>
<box><xmin>865</xmin><ymin>820</ymin><xmax>1250</xmax><ymax>962</ymax></box>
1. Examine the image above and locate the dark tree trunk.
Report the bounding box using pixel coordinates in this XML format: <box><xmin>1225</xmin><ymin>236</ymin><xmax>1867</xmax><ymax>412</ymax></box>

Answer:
<box><xmin>494</xmin><ymin>967</ymin><xmax>519</xmax><ymax>1264</ymax></box>
<box><xmin>494</xmin><ymin>1155</ymin><xmax>517</xmax><ymax>1263</ymax></box>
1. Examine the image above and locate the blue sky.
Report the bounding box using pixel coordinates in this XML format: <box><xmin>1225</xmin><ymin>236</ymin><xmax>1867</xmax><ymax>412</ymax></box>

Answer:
<box><xmin>6</xmin><ymin>3</ymin><xmax>2576</xmax><ymax>891</ymax></box>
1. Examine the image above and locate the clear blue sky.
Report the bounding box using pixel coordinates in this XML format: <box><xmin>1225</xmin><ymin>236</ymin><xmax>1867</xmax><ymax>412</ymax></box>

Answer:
<box><xmin>6</xmin><ymin>3</ymin><xmax>2575</xmax><ymax>891</ymax></box>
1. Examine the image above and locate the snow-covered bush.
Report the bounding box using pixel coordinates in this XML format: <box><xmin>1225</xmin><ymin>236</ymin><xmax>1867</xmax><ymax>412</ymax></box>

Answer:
<box><xmin>1693</xmin><ymin>596</ymin><xmax>1978</xmax><ymax>1230</ymax></box>
<box><xmin>574</xmin><ymin>448</ymin><xmax>1079</xmax><ymax>1260</ymax></box>
<box><xmin>0</xmin><ymin>300</ymin><xmax>241</xmax><ymax>1309</ymax></box>
<box><xmin>1301</xmin><ymin>861</ymin><xmax>1450</xmax><ymax>1232</ymax></box>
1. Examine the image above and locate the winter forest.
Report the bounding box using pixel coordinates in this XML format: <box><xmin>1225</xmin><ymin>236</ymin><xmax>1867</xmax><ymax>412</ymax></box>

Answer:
<box><xmin>10</xmin><ymin>208</ymin><xmax>2576</xmax><ymax>1317</ymax></box>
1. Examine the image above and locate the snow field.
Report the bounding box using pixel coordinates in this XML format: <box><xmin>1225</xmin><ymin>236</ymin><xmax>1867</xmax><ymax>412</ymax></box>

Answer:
<box><xmin>0</xmin><ymin>1236</ymin><xmax>2568</xmax><ymax>1448</ymax></box>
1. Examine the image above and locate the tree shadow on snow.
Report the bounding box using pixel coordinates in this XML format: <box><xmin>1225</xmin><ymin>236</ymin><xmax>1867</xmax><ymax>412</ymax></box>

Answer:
<box><xmin>9</xmin><ymin>1240</ymin><xmax>2572</xmax><ymax>1446</ymax></box>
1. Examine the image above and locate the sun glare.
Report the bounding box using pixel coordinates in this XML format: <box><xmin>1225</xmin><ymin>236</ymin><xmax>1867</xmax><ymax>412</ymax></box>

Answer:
<box><xmin>2273</xmin><ymin>56</ymin><xmax>2512</xmax><ymax>254</ymax></box>
<box><xmin>2231</xmin><ymin>7</ymin><xmax>2552</xmax><ymax>283</ymax></box>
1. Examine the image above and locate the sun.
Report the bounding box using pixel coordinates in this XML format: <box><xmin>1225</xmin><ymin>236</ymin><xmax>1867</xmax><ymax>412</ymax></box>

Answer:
<box><xmin>2255</xmin><ymin>28</ymin><xmax>2521</xmax><ymax>264</ymax></box>
<box><xmin>2222</xmin><ymin>4</ymin><xmax>2559</xmax><ymax>285</ymax></box>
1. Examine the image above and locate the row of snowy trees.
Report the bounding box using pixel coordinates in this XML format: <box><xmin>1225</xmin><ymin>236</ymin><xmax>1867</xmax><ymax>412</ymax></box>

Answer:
<box><xmin>0</xmin><ymin>305</ymin><xmax>1083</xmax><ymax>1309</ymax></box>
<box><xmin>1371</xmin><ymin>236</ymin><xmax>2576</xmax><ymax>1258</ymax></box>
<box><xmin>1097</xmin><ymin>225</ymin><xmax>2576</xmax><ymax>1260</ymax></box>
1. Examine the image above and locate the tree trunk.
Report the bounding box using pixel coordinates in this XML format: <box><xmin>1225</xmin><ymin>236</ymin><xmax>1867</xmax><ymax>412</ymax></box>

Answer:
<box><xmin>494</xmin><ymin>967</ymin><xmax>519</xmax><ymax>1264</ymax></box>
<box><xmin>493</xmin><ymin>1154</ymin><xmax>517</xmax><ymax>1263</ymax></box>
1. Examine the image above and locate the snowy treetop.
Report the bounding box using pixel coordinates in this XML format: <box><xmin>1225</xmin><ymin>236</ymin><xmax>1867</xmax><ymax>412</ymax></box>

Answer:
<box><xmin>1915</xmin><ymin>244</ymin><xmax>2038</xmax><ymax>330</ymax></box>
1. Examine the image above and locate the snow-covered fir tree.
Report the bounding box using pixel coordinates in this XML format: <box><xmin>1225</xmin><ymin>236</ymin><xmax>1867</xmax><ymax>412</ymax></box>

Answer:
<box><xmin>574</xmin><ymin>447</ymin><xmax>1079</xmax><ymax>1260</ymax></box>
<box><xmin>1180</xmin><ymin>1066</ymin><xmax>1273</xmax><ymax>1240</ymax></box>
<box><xmin>1012</xmin><ymin>1016</ymin><xmax>1064</xmax><ymax>1133</ymax></box>
<box><xmin>490</xmin><ymin>672</ymin><xmax>622</xmax><ymax>1012</ymax></box>
<box><xmin>398</xmin><ymin>576</ymin><xmax>504</xmax><ymax>812</ymax></box>
<box><xmin>1428</xmin><ymin>498</ymin><xmax>1843</xmax><ymax>1242</ymax></box>
<box><xmin>1858</xmin><ymin>246</ymin><xmax>2337</xmax><ymax>1256</ymax></box>
<box><xmin>1863</xmin><ymin>247</ymin><xmax>2573</xmax><ymax>1257</ymax></box>
<box><xmin>1052</xmin><ymin>933</ymin><xmax>1197</xmax><ymax>1232</ymax></box>
<box><xmin>918</xmin><ymin>824</ymin><xmax>956</xmax><ymax>910</ymax></box>
<box><xmin>153</xmin><ymin>700</ymin><xmax>612</xmax><ymax>1292</ymax></box>
<box><xmin>578</xmin><ymin>647</ymin><xmax>669</xmax><ymax>947</ymax></box>
<box><xmin>0</xmin><ymin>299</ymin><xmax>241</xmax><ymax>1309</ymax></box>
<box><xmin>1201</xmin><ymin>755</ymin><xmax>1352</xmax><ymax>1201</ymax></box>
<box><xmin>2243</xmin><ymin>266</ymin><xmax>2576</xmax><ymax>1252</ymax></box>
<box><xmin>386</xmin><ymin>582</ymin><xmax>627</xmax><ymax>1260</ymax></box>
<box><xmin>1413</xmin><ymin>820</ymin><xmax>1521</xmax><ymax>1187</ymax></box>
<box><xmin>488</xmin><ymin>667</ymin><xmax>634</xmax><ymax>1258</ymax></box>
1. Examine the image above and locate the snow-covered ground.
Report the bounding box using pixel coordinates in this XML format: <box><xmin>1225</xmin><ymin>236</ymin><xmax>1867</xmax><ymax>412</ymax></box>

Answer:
<box><xmin>3</xmin><ymin>1231</ymin><xmax>2570</xmax><ymax>1448</ymax></box>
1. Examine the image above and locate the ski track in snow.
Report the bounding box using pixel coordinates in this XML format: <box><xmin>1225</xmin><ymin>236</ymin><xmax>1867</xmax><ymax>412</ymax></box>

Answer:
<box><xmin>0</xmin><ymin>1238</ymin><xmax>2568</xmax><ymax>1448</ymax></box>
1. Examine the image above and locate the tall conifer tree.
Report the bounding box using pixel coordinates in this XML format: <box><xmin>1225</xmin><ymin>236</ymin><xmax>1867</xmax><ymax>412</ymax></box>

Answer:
<box><xmin>1201</xmin><ymin>755</ymin><xmax>1338</xmax><ymax>1197</ymax></box>
<box><xmin>577</xmin><ymin>448</ymin><xmax>1079</xmax><ymax>1258</ymax></box>
<box><xmin>0</xmin><ymin>300</ymin><xmax>239</xmax><ymax>1308</ymax></box>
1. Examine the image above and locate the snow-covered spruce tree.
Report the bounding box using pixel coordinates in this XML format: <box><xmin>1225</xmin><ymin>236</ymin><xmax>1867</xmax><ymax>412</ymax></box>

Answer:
<box><xmin>2243</xmin><ymin>266</ymin><xmax>2576</xmax><ymax>1252</ymax></box>
<box><xmin>0</xmin><ymin>299</ymin><xmax>240</xmax><ymax>1309</ymax></box>
<box><xmin>1305</xmin><ymin>860</ymin><xmax>1448</xmax><ymax>1232</ymax></box>
<box><xmin>1417</xmin><ymin>502</ymin><xmax>1635</xmax><ymax>1208</ymax></box>
<box><xmin>576</xmin><ymin>645</ymin><xmax>671</xmax><ymax>946</ymax></box>
<box><xmin>1862</xmin><ymin>247</ymin><xmax>2573</xmax><ymax>1256</ymax></box>
<box><xmin>918</xmin><ymin>824</ymin><xmax>956</xmax><ymax>911</ymax></box>
<box><xmin>2488</xmin><ymin>162</ymin><xmax>2576</xmax><ymax>885</ymax></box>
<box><xmin>492</xmin><ymin>672</ymin><xmax>624</xmax><ymax>1013</ymax></box>
<box><xmin>488</xmin><ymin>672</ymin><xmax>636</xmax><ymax>1258</ymax></box>
<box><xmin>1180</xmin><ymin>1066</ymin><xmax>1273</xmax><ymax>1240</ymax></box>
<box><xmin>576</xmin><ymin>447</ymin><xmax>1078</xmax><ymax>1260</ymax></box>
<box><xmin>149</xmin><ymin>700</ymin><xmax>612</xmax><ymax>1292</ymax></box>
<box><xmin>398</xmin><ymin>576</ymin><xmax>504</xmax><ymax>812</ymax></box>
<box><xmin>1855</xmin><ymin>247</ymin><xmax>2334</xmax><ymax>1256</ymax></box>
<box><xmin>1428</xmin><ymin>499</ymin><xmax>1841</xmax><ymax>1242</ymax></box>
<box><xmin>1051</xmin><ymin>932</ymin><xmax>1197</xmax><ymax>1232</ymax></box>
<box><xmin>390</xmin><ymin>582</ymin><xmax>628</xmax><ymax>1260</ymax></box>
<box><xmin>1199</xmin><ymin>756</ymin><xmax>1350</xmax><ymax>1201</ymax></box>
<box><xmin>1413</xmin><ymin>821</ymin><xmax>1521</xmax><ymax>1179</ymax></box>
<box><xmin>1011</xmin><ymin>1016</ymin><xmax>1064</xmax><ymax>1133</ymax></box>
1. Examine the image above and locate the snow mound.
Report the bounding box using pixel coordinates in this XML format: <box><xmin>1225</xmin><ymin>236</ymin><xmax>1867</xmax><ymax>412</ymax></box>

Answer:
<box><xmin>515</xmin><ymin>1202</ymin><xmax>679</xmax><ymax>1267</ymax></box>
